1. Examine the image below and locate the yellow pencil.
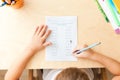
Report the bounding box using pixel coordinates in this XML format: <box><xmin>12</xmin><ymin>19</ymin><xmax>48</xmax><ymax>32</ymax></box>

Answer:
<box><xmin>113</xmin><ymin>0</ymin><xmax>120</xmax><ymax>14</ymax></box>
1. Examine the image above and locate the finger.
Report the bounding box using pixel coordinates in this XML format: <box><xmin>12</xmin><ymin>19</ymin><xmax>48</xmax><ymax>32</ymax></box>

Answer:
<box><xmin>43</xmin><ymin>42</ymin><xmax>52</xmax><ymax>47</ymax></box>
<box><xmin>73</xmin><ymin>50</ymin><xmax>79</xmax><ymax>53</ymax></box>
<box><xmin>82</xmin><ymin>44</ymin><xmax>88</xmax><ymax>48</ymax></box>
<box><xmin>36</xmin><ymin>25</ymin><xmax>44</xmax><ymax>35</ymax></box>
<box><xmin>39</xmin><ymin>25</ymin><xmax>47</xmax><ymax>37</ymax></box>
<box><xmin>42</xmin><ymin>30</ymin><xmax>51</xmax><ymax>40</ymax></box>
<box><xmin>33</xmin><ymin>26</ymin><xmax>39</xmax><ymax>36</ymax></box>
<box><xmin>73</xmin><ymin>53</ymin><xmax>80</xmax><ymax>57</ymax></box>
<box><xmin>5</xmin><ymin>0</ymin><xmax>11</xmax><ymax>4</ymax></box>
<box><xmin>72</xmin><ymin>52</ymin><xmax>82</xmax><ymax>58</ymax></box>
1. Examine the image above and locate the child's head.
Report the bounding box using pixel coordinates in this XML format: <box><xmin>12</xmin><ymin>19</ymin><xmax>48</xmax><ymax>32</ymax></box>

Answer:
<box><xmin>55</xmin><ymin>68</ymin><xmax>90</xmax><ymax>80</ymax></box>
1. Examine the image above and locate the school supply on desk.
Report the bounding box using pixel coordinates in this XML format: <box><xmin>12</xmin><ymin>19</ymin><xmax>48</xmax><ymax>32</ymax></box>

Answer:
<box><xmin>46</xmin><ymin>16</ymin><xmax>77</xmax><ymax>61</ymax></box>
<box><xmin>106</xmin><ymin>0</ymin><xmax>120</xmax><ymax>26</ymax></box>
<box><xmin>113</xmin><ymin>0</ymin><xmax>120</xmax><ymax>14</ymax></box>
<box><xmin>0</xmin><ymin>0</ymin><xmax>16</xmax><ymax>7</ymax></box>
<box><xmin>74</xmin><ymin>42</ymin><xmax>101</xmax><ymax>54</ymax></box>
<box><xmin>95</xmin><ymin>0</ymin><xmax>109</xmax><ymax>22</ymax></box>
<box><xmin>0</xmin><ymin>1</ymin><xmax>7</xmax><ymax>7</ymax></box>
<box><xmin>96</xmin><ymin>0</ymin><xmax>120</xmax><ymax>34</ymax></box>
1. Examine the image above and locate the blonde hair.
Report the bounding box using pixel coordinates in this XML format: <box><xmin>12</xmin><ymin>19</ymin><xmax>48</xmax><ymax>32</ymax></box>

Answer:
<box><xmin>55</xmin><ymin>68</ymin><xmax>89</xmax><ymax>80</ymax></box>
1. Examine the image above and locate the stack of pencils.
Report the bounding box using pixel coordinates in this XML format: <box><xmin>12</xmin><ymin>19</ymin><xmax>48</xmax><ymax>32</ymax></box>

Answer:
<box><xmin>96</xmin><ymin>0</ymin><xmax>120</xmax><ymax>34</ymax></box>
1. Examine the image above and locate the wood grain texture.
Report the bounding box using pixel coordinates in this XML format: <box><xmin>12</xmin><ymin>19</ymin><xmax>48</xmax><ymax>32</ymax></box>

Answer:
<box><xmin>0</xmin><ymin>0</ymin><xmax>120</xmax><ymax>69</ymax></box>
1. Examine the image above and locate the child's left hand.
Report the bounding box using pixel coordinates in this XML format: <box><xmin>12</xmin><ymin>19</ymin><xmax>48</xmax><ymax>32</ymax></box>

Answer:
<box><xmin>28</xmin><ymin>25</ymin><xmax>52</xmax><ymax>53</ymax></box>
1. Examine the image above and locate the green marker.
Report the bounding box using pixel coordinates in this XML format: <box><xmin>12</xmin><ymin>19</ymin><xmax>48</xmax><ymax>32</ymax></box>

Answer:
<box><xmin>95</xmin><ymin>0</ymin><xmax>109</xmax><ymax>22</ymax></box>
<box><xmin>105</xmin><ymin>0</ymin><xmax>120</xmax><ymax>26</ymax></box>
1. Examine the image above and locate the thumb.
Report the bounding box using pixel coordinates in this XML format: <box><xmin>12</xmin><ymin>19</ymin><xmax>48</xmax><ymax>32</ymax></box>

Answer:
<box><xmin>43</xmin><ymin>42</ymin><xmax>52</xmax><ymax>47</ymax></box>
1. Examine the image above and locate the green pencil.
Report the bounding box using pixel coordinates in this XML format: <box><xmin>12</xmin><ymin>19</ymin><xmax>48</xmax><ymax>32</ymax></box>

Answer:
<box><xmin>95</xmin><ymin>0</ymin><xmax>109</xmax><ymax>22</ymax></box>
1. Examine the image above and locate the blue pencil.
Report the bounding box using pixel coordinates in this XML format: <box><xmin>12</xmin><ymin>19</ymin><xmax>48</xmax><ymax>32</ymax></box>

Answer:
<box><xmin>0</xmin><ymin>1</ymin><xmax>7</xmax><ymax>7</ymax></box>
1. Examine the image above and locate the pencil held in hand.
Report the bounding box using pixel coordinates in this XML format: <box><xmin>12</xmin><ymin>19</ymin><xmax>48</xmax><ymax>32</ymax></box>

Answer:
<box><xmin>74</xmin><ymin>42</ymin><xmax>101</xmax><ymax>54</ymax></box>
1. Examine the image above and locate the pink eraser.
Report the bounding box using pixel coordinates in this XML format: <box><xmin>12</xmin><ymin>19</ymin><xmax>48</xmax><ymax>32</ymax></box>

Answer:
<box><xmin>115</xmin><ymin>28</ymin><xmax>120</xmax><ymax>34</ymax></box>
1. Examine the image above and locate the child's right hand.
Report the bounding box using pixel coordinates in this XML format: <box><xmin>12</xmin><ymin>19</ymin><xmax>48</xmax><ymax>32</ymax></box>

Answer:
<box><xmin>72</xmin><ymin>44</ymin><xmax>95</xmax><ymax>59</ymax></box>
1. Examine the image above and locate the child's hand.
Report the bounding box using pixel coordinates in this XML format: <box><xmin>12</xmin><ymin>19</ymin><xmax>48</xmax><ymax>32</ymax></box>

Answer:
<box><xmin>28</xmin><ymin>25</ymin><xmax>52</xmax><ymax>53</ymax></box>
<box><xmin>73</xmin><ymin>44</ymin><xmax>95</xmax><ymax>59</ymax></box>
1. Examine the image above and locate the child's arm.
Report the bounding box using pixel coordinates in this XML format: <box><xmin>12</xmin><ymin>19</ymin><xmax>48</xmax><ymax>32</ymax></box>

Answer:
<box><xmin>5</xmin><ymin>25</ymin><xmax>52</xmax><ymax>80</ymax></box>
<box><xmin>73</xmin><ymin>45</ymin><xmax>120</xmax><ymax>80</ymax></box>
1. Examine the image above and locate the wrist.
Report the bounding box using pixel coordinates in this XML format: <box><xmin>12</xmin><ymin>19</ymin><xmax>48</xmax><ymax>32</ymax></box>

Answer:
<box><xmin>25</xmin><ymin>46</ymin><xmax>38</xmax><ymax>55</ymax></box>
<box><xmin>90</xmin><ymin>52</ymin><xmax>102</xmax><ymax>61</ymax></box>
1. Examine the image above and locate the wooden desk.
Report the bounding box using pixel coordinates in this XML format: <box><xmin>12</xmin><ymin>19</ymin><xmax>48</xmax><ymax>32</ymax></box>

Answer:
<box><xmin>0</xmin><ymin>0</ymin><xmax>120</xmax><ymax>69</ymax></box>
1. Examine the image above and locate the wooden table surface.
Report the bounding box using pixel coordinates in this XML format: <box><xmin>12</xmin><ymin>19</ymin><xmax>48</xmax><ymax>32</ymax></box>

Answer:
<box><xmin>0</xmin><ymin>0</ymin><xmax>120</xmax><ymax>69</ymax></box>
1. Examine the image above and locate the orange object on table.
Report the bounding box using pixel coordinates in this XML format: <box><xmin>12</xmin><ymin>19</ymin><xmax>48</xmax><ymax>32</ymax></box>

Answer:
<box><xmin>113</xmin><ymin>0</ymin><xmax>120</xmax><ymax>13</ymax></box>
<box><xmin>2</xmin><ymin>0</ymin><xmax>24</xmax><ymax>9</ymax></box>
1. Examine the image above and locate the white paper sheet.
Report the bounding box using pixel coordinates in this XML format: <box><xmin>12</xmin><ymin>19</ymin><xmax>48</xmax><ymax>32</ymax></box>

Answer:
<box><xmin>46</xmin><ymin>16</ymin><xmax>77</xmax><ymax>61</ymax></box>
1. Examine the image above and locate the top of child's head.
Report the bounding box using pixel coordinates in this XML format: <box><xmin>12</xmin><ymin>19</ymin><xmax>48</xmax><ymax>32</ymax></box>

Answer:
<box><xmin>55</xmin><ymin>67</ymin><xmax>90</xmax><ymax>80</ymax></box>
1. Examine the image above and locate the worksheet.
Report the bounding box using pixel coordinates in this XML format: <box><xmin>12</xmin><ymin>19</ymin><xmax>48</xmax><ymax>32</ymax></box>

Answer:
<box><xmin>46</xmin><ymin>16</ymin><xmax>77</xmax><ymax>61</ymax></box>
